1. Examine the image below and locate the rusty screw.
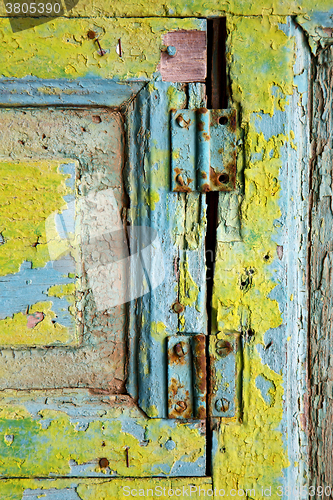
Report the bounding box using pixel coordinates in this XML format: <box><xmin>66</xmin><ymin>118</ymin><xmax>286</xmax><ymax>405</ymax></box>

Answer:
<box><xmin>176</xmin><ymin>114</ymin><xmax>191</xmax><ymax>128</ymax></box>
<box><xmin>175</xmin><ymin>401</ymin><xmax>187</xmax><ymax>413</ymax></box>
<box><xmin>215</xmin><ymin>340</ymin><xmax>233</xmax><ymax>357</ymax></box>
<box><xmin>87</xmin><ymin>30</ymin><xmax>106</xmax><ymax>56</ymax></box>
<box><xmin>215</xmin><ymin>398</ymin><xmax>230</xmax><ymax>413</ymax></box>
<box><xmin>172</xmin><ymin>301</ymin><xmax>185</xmax><ymax>314</ymax></box>
<box><xmin>174</xmin><ymin>342</ymin><xmax>185</xmax><ymax>357</ymax></box>
<box><xmin>99</xmin><ymin>457</ymin><xmax>109</xmax><ymax>468</ymax></box>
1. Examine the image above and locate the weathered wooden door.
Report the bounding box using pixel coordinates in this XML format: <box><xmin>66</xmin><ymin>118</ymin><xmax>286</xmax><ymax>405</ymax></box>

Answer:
<box><xmin>0</xmin><ymin>3</ymin><xmax>333</xmax><ymax>499</ymax></box>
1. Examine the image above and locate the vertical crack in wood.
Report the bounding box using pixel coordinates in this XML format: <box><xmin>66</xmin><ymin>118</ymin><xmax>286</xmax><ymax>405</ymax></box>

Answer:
<box><xmin>205</xmin><ymin>17</ymin><xmax>227</xmax><ymax>479</ymax></box>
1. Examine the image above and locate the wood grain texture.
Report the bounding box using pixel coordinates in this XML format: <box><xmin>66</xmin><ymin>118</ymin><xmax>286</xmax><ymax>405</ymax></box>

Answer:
<box><xmin>159</xmin><ymin>30</ymin><xmax>207</xmax><ymax>83</ymax></box>
<box><xmin>309</xmin><ymin>44</ymin><xmax>333</xmax><ymax>494</ymax></box>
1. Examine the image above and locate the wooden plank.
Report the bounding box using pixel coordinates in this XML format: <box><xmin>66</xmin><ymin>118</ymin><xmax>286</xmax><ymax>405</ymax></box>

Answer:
<box><xmin>159</xmin><ymin>30</ymin><xmax>207</xmax><ymax>83</ymax></box>
<box><xmin>212</xmin><ymin>16</ymin><xmax>311</xmax><ymax>494</ymax></box>
<box><xmin>309</xmin><ymin>44</ymin><xmax>333</xmax><ymax>493</ymax></box>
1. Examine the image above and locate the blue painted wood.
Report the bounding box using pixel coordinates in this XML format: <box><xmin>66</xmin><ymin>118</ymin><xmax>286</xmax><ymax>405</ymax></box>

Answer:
<box><xmin>0</xmin><ymin>78</ymin><xmax>144</xmax><ymax>107</ymax></box>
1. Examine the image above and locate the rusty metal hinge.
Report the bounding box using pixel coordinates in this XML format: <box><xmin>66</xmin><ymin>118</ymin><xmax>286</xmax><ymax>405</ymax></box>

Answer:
<box><xmin>167</xmin><ymin>332</ymin><xmax>239</xmax><ymax>420</ymax></box>
<box><xmin>167</xmin><ymin>334</ymin><xmax>207</xmax><ymax>419</ymax></box>
<box><xmin>209</xmin><ymin>332</ymin><xmax>239</xmax><ymax>418</ymax></box>
<box><xmin>171</xmin><ymin>108</ymin><xmax>237</xmax><ymax>193</ymax></box>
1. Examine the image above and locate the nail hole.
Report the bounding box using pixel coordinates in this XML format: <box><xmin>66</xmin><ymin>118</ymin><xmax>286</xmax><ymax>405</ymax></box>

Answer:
<box><xmin>92</xmin><ymin>115</ymin><xmax>102</xmax><ymax>123</ymax></box>
<box><xmin>99</xmin><ymin>457</ymin><xmax>109</xmax><ymax>468</ymax></box>
<box><xmin>218</xmin><ymin>116</ymin><xmax>228</xmax><ymax>125</ymax></box>
<box><xmin>247</xmin><ymin>328</ymin><xmax>255</xmax><ymax>337</ymax></box>
<box><xmin>218</xmin><ymin>173</ymin><xmax>229</xmax><ymax>184</ymax></box>
<box><xmin>264</xmin><ymin>254</ymin><xmax>270</xmax><ymax>261</ymax></box>
<box><xmin>101</xmin><ymin>441</ymin><xmax>106</xmax><ymax>447</ymax></box>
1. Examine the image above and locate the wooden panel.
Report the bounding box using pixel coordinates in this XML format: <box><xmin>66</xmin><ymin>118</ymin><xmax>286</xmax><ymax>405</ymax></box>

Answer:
<box><xmin>159</xmin><ymin>30</ymin><xmax>207</xmax><ymax>83</ymax></box>
<box><xmin>309</xmin><ymin>44</ymin><xmax>333</xmax><ymax>493</ymax></box>
<box><xmin>0</xmin><ymin>108</ymin><xmax>127</xmax><ymax>391</ymax></box>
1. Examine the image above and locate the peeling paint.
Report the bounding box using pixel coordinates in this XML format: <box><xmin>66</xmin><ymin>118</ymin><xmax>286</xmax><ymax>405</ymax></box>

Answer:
<box><xmin>0</xmin><ymin>18</ymin><xmax>205</xmax><ymax>80</ymax></box>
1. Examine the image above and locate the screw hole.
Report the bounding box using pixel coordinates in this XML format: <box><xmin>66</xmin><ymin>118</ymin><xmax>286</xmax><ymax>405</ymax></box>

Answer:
<box><xmin>218</xmin><ymin>116</ymin><xmax>228</xmax><ymax>125</ymax></box>
<box><xmin>264</xmin><ymin>254</ymin><xmax>270</xmax><ymax>261</ymax></box>
<box><xmin>218</xmin><ymin>173</ymin><xmax>229</xmax><ymax>184</ymax></box>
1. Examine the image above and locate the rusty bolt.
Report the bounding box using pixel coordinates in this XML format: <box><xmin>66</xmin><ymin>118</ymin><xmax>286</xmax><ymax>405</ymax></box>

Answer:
<box><xmin>172</xmin><ymin>301</ymin><xmax>185</xmax><ymax>314</ymax></box>
<box><xmin>175</xmin><ymin>401</ymin><xmax>187</xmax><ymax>413</ymax></box>
<box><xmin>87</xmin><ymin>30</ymin><xmax>97</xmax><ymax>39</ymax></box>
<box><xmin>215</xmin><ymin>340</ymin><xmax>233</xmax><ymax>357</ymax></box>
<box><xmin>99</xmin><ymin>457</ymin><xmax>109</xmax><ymax>468</ymax></box>
<box><xmin>215</xmin><ymin>398</ymin><xmax>229</xmax><ymax>413</ymax></box>
<box><xmin>174</xmin><ymin>342</ymin><xmax>185</xmax><ymax>357</ymax></box>
<box><xmin>167</xmin><ymin>45</ymin><xmax>177</xmax><ymax>57</ymax></box>
<box><xmin>176</xmin><ymin>114</ymin><xmax>190</xmax><ymax>128</ymax></box>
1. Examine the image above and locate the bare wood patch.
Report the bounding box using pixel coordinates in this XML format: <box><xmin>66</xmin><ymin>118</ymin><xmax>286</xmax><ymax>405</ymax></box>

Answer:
<box><xmin>159</xmin><ymin>30</ymin><xmax>207</xmax><ymax>83</ymax></box>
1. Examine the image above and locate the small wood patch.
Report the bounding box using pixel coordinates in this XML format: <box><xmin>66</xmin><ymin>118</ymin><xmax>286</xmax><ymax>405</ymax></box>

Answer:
<box><xmin>159</xmin><ymin>30</ymin><xmax>207</xmax><ymax>83</ymax></box>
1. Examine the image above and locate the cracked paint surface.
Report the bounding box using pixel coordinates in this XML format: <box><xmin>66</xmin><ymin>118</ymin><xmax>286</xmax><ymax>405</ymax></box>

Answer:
<box><xmin>0</xmin><ymin>0</ymin><xmax>330</xmax><ymax>495</ymax></box>
<box><xmin>0</xmin><ymin>160</ymin><xmax>76</xmax><ymax>345</ymax></box>
<box><xmin>210</xmin><ymin>16</ymin><xmax>299</xmax><ymax>498</ymax></box>
<box><xmin>0</xmin><ymin>18</ymin><xmax>205</xmax><ymax>80</ymax></box>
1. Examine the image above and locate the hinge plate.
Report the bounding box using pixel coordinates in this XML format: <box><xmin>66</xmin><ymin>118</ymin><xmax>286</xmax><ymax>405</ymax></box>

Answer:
<box><xmin>171</xmin><ymin>108</ymin><xmax>237</xmax><ymax>193</ymax></box>
<box><xmin>208</xmin><ymin>332</ymin><xmax>239</xmax><ymax>418</ymax></box>
<box><xmin>167</xmin><ymin>334</ymin><xmax>207</xmax><ymax>419</ymax></box>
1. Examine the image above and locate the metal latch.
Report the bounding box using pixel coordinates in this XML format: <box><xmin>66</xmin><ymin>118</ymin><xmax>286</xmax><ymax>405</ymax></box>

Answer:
<box><xmin>167</xmin><ymin>334</ymin><xmax>207</xmax><ymax>419</ymax></box>
<box><xmin>171</xmin><ymin>108</ymin><xmax>237</xmax><ymax>193</ymax></box>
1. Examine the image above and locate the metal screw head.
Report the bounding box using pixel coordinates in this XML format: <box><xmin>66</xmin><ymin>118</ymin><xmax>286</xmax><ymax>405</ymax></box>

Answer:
<box><xmin>174</xmin><ymin>342</ymin><xmax>185</xmax><ymax>357</ymax></box>
<box><xmin>175</xmin><ymin>401</ymin><xmax>187</xmax><ymax>413</ymax></box>
<box><xmin>172</xmin><ymin>301</ymin><xmax>185</xmax><ymax>314</ymax></box>
<box><xmin>167</xmin><ymin>45</ymin><xmax>177</xmax><ymax>57</ymax></box>
<box><xmin>215</xmin><ymin>398</ymin><xmax>229</xmax><ymax>413</ymax></box>
<box><xmin>215</xmin><ymin>340</ymin><xmax>233</xmax><ymax>357</ymax></box>
<box><xmin>176</xmin><ymin>114</ymin><xmax>191</xmax><ymax>129</ymax></box>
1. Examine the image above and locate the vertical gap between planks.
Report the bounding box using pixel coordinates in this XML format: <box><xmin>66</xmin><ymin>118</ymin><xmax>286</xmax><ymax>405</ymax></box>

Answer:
<box><xmin>205</xmin><ymin>17</ymin><xmax>228</xmax><ymax>478</ymax></box>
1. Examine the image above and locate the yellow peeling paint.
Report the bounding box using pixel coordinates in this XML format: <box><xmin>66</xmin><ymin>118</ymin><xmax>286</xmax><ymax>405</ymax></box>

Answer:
<box><xmin>179</xmin><ymin>259</ymin><xmax>199</xmax><ymax>309</ymax></box>
<box><xmin>47</xmin><ymin>283</ymin><xmax>76</xmax><ymax>299</ymax></box>
<box><xmin>144</xmin><ymin>189</ymin><xmax>160</xmax><ymax>211</ymax></box>
<box><xmin>0</xmin><ymin>18</ymin><xmax>204</xmax><ymax>80</ymax></box>
<box><xmin>0</xmin><ymin>477</ymin><xmax>213</xmax><ymax>500</ymax></box>
<box><xmin>0</xmin><ymin>0</ymin><xmax>331</xmax><ymax>18</ymax></box>
<box><xmin>0</xmin><ymin>409</ymin><xmax>205</xmax><ymax>479</ymax></box>
<box><xmin>150</xmin><ymin>320</ymin><xmax>167</xmax><ymax>344</ymax></box>
<box><xmin>0</xmin><ymin>160</ymin><xmax>71</xmax><ymax>276</ymax></box>
<box><xmin>211</xmin><ymin>16</ymin><xmax>294</xmax><ymax>498</ymax></box>
<box><xmin>0</xmin><ymin>301</ymin><xmax>71</xmax><ymax>346</ymax></box>
<box><xmin>227</xmin><ymin>16</ymin><xmax>294</xmax><ymax>119</ymax></box>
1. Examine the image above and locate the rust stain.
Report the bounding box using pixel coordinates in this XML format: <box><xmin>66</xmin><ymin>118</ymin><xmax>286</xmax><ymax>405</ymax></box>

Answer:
<box><xmin>193</xmin><ymin>335</ymin><xmax>207</xmax><ymax>394</ymax></box>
